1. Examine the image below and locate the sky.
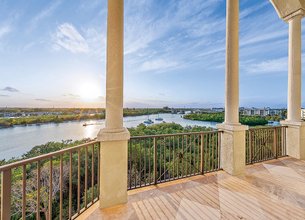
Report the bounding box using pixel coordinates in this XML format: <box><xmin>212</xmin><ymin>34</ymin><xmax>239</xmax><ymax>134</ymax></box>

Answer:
<box><xmin>0</xmin><ymin>0</ymin><xmax>304</xmax><ymax>108</ymax></box>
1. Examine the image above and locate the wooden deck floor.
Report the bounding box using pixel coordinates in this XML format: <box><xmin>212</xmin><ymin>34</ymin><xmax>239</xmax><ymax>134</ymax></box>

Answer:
<box><xmin>79</xmin><ymin>157</ymin><xmax>305</xmax><ymax>219</ymax></box>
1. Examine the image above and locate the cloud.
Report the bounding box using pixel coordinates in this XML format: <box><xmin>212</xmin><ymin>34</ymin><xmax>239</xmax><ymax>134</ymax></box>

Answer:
<box><xmin>196</xmin><ymin>46</ymin><xmax>225</xmax><ymax>58</ymax></box>
<box><xmin>243</xmin><ymin>57</ymin><xmax>288</xmax><ymax>74</ymax></box>
<box><xmin>241</xmin><ymin>30</ymin><xmax>287</xmax><ymax>48</ymax></box>
<box><xmin>78</xmin><ymin>0</ymin><xmax>102</xmax><ymax>11</ymax></box>
<box><xmin>240</xmin><ymin>2</ymin><xmax>269</xmax><ymax>19</ymax></box>
<box><xmin>1</xmin><ymin>87</ymin><xmax>19</xmax><ymax>92</ymax></box>
<box><xmin>84</xmin><ymin>28</ymin><xmax>105</xmax><ymax>58</ymax></box>
<box><xmin>140</xmin><ymin>59</ymin><xmax>179</xmax><ymax>72</ymax></box>
<box><xmin>53</xmin><ymin>23</ymin><xmax>89</xmax><ymax>53</ymax></box>
<box><xmin>125</xmin><ymin>98</ymin><xmax>224</xmax><ymax>108</ymax></box>
<box><xmin>0</xmin><ymin>0</ymin><xmax>295</xmax><ymax>108</ymax></box>
<box><xmin>98</xmin><ymin>96</ymin><xmax>105</xmax><ymax>101</ymax></box>
<box><xmin>22</xmin><ymin>42</ymin><xmax>37</xmax><ymax>51</ymax></box>
<box><xmin>35</xmin><ymin>98</ymin><xmax>52</xmax><ymax>102</ymax></box>
<box><xmin>0</xmin><ymin>25</ymin><xmax>11</xmax><ymax>39</ymax></box>
<box><xmin>29</xmin><ymin>0</ymin><xmax>61</xmax><ymax>31</ymax></box>
<box><xmin>244</xmin><ymin>53</ymin><xmax>305</xmax><ymax>75</ymax></box>
<box><xmin>123</xmin><ymin>0</ymin><xmax>225</xmax><ymax>74</ymax></box>
<box><xmin>63</xmin><ymin>93</ymin><xmax>80</xmax><ymax>99</ymax></box>
<box><xmin>0</xmin><ymin>94</ymin><xmax>9</xmax><ymax>97</ymax></box>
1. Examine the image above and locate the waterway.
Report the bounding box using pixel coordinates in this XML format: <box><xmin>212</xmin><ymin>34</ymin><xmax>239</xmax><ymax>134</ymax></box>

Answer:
<box><xmin>0</xmin><ymin>113</ymin><xmax>220</xmax><ymax>160</ymax></box>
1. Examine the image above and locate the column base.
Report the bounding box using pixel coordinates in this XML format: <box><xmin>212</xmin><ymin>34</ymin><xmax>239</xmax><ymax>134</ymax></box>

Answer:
<box><xmin>97</xmin><ymin>128</ymin><xmax>130</xmax><ymax>209</ymax></box>
<box><xmin>217</xmin><ymin>123</ymin><xmax>248</xmax><ymax>176</ymax></box>
<box><xmin>281</xmin><ymin>120</ymin><xmax>305</xmax><ymax>160</ymax></box>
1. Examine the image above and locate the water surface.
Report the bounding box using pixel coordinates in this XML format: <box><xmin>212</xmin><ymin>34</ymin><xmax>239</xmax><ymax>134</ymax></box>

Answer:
<box><xmin>0</xmin><ymin>114</ymin><xmax>218</xmax><ymax>160</ymax></box>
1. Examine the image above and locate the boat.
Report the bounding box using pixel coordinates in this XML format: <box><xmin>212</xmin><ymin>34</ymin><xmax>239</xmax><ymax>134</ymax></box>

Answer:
<box><xmin>144</xmin><ymin>119</ymin><xmax>154</xmax><ymax>124</ymax></box>
<box><xmin>144</xmin><ymin>110</ymin><xmax>154</xmax><ymax>124</ymax></box>
<box><xmin>155</xmin><ymin>113</ymin><xmax>163</xmax><ymax>121</ymax></box>
<box><xmin>83</xmin><ymin>122</ymin><xmax>95</xmax><ymax>126</ymax></box>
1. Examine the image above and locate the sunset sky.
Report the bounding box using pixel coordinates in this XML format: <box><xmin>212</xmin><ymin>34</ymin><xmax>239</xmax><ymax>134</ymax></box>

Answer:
<box><xmin>0</xmin><ymin>0</ymin><xmax>304</xmax><ymax>108</ymax></box>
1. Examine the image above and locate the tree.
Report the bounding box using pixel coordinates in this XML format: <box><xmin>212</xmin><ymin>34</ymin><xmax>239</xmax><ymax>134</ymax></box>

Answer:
<box><xmin>11</xmin><ymin>163</ymin><xmax>69</xmax><ymax>219</ymax></box>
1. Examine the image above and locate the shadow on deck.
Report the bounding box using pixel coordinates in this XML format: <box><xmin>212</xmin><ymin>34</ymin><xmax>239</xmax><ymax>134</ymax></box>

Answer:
<box><xmin>79</xmin><ymin>157</ymin><xmax>305</xmax><ymax>220</ymax></box>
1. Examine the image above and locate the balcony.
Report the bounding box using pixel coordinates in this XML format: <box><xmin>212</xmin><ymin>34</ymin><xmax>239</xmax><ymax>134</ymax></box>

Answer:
<box><xmin>1</xmin><ymin>126</ymin><xmax>298</xmax><ymax>219</ymax></box>
<box><xmin>80</xmin><ymin>157</ymin><xmax>305</xmax><ymax>220</ymax></box>
<box><xmin>2</xmin><ymin>0</ymin><xmax>305</xmax><ymax>219</ymax></box>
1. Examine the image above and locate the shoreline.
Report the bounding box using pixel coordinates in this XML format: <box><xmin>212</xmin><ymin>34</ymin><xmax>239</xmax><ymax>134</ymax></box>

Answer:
<box><xmin>0</xmin><ymin>117</ymin><xmax>103</xmax><ymax>129</ymax></box>
<box><xmin>183</xmin><ymin>113</ymin><xmax>274</xmax><ymax>126</ymax></box>
<box><xmin>0</xmin><ymin>114</ymin><xmax>280</xmax><ymax>161</ymax></box>
<box><xmin>0</xmin><ymin>112</ymin><xmax>170</xmax><ymax>129</ymax></box>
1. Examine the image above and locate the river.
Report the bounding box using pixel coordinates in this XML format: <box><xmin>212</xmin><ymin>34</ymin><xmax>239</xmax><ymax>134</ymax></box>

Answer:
<box><xmin>0</xmin><ymin>113</ymin><xmax>220</xmax><ymax>160</ymax></box>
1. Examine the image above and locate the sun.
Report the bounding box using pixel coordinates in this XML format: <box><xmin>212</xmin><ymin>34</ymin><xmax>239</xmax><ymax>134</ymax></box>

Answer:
<box><xmin>79</xmin><ymin>83</ymin><xmax>100</xmax><ymax>101</ymax></box>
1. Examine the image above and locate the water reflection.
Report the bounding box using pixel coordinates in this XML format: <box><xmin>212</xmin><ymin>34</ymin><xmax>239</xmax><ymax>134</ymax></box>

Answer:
<box><xmin>84</xmin><ymin>120</ymin><xmax>101</xmax><ymax>138</ymax></box>
<box><xmin>0</xmin><ymin>113</ymin><xmax>278</xmax><ymax>160</ymax></box>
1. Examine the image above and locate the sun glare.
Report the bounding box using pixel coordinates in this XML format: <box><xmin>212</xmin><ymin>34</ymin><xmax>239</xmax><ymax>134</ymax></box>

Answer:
<box><xmin>79</xmin><ymin>84</ymin><xmax>100</xmax><ymax>101</ymax></box>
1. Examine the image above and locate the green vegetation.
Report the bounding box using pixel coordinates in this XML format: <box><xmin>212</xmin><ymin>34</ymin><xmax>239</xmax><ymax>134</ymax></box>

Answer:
<box><xmin>0</xmin><ymin>108</ymin><xmax>171</xmax><ymax>128</ymax></box>
<box><xmin>184</xmin><ymin>113</ymin><xmax>268</xmax><ymax>126</ymax></box>
<box><xmin>2</xmin><ymin>123</ymin><xmax>215</xmax><ymax>219</ymax></box>
<box><xmin>0</xmin><ymin>108</ymin><xmax>101</xmax><ymax>114</ymax></box>
<box><xmin>128</xmin><ymin>123</ymin><xmax>218</xmax><ymax>190</ymax></box>
<box><xmin>0</xmin><ymin>114</ymin><xmax>105</xmax><ymax>128</ymax></box>
<box><xmin>123</xmin><ymin>108</ymin><xmax>170</xmax><ymax>117</ymax></box>
<box><xmin>1</xmin><ymin>138</ymin><xmax>95</xmax><ymax>220</ymax></box>
<box><xmin>265</xmin><ymin>115</ymin><xmax>282</xmax><ymax>122</ymax></box>
<box><xmin>129</xmin><ymin>122</ymin><xmax>213</xmax><ymax>136</ymax></box>
<box><xmin>2</xmin><ymin>122</ymin><xmax>282</xmax><ymax>219</ymax></box>
<box><xmin>1</xmin><ymin>123</ymin><xmax>212</xmax><ymax>165</ymax></box>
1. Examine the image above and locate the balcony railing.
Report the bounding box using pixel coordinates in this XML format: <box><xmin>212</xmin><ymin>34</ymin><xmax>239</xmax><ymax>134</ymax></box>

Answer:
<box><xmin>0</xmin><ymin>141</ymin><xmax>100</xmax><ymax>220</ymax></box>
<box><xmin>0</xmin><ymin>127</ymin><xmax>289</xmax><ymax>219</ymax></box>
<box><xmin>128</xmin><ymin>131</ymin><xmax>222</xmax><ymax>190</ymax></box>
<box><xmin>245</xmin><ymin>126</ymin><xmax>287</xmax><ymax>164</ymax></box>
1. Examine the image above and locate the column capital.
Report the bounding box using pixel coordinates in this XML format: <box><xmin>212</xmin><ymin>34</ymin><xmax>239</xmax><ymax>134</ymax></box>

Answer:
<box><xmin>270</xmin><ymin>0</ymin><xmax>305</xmax><ymax>22</ymax></box>
<box><xmin>284</xmin><ymin>9</ymin><xmax>305</xmax><ymax>22</ymax></box>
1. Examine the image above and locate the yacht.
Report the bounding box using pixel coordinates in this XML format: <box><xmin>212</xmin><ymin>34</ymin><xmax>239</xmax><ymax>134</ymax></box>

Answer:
<box><xmin>155</xmin><ymin>113</ymin><xmax>163</xmax><ymax>121</ymax></box>
<box><xmin>144</xmin><ymin>119</ymin><xmax>154</xmax><ymax>124</ymax></box>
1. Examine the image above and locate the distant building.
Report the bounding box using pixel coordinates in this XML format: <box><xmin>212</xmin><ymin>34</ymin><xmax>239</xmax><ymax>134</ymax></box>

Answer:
<box><xmin>240</xmin><ymin>107</ymin><xmax>283</xmax><ymax>117</ymax></box>
<box><xmin>301</xmin><ymin>109</ymin><xmax>305</xmax><ymax>119</ymax></box>
<box><xmin>212</xmin><ymin>108</ymin><xmax>224</xmax><ymax>113</ymax></box>
<box><xmin>269</xmin><ymin>109</ymin><xmax>283</xmax><ymax>116</ymax></box>
<box><xmin>193</xmin><ymin>109</ymin><xmax>202</xmax><ymax>114</ymax></box>
<box><xmin>241</xmin><ymin>108</ymin><xmax>269</xmax><ymax>116</ymax></box>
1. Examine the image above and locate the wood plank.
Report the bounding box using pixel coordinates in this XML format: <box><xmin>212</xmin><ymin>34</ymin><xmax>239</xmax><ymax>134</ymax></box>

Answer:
<box><xmin>81</xmin><ymin>158</ymin><xmax>305</xmax><ymax>220</ymax></box>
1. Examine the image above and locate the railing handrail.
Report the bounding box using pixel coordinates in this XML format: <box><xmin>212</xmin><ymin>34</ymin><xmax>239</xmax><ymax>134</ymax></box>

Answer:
<box><xmin>0</xmin><ymin>126</ymin><xmax>285</xmax><ymax>171</ymax></box>
<box><xmin>246</xmin><ymin>125</ymin><xmax>287</xmax><ymax>165</ymax></box>
<box><xmin>0</xmin><ymin>140</ymin><xmax>100</xmax><ymax>172</ymax></box>
<box><xmin>130</xmin><ymin>130</ymin><xmax>220</xmax><ymax>139</ymax></box>
<box><xmin>0</xmin><ymin>131</ymin><xmax>220</xmax><ymax>171</ymax></box>
<box><xmin>248</xmin><ymin>125</ymin><xmax>287</xmax><ymax>131</ymax></box>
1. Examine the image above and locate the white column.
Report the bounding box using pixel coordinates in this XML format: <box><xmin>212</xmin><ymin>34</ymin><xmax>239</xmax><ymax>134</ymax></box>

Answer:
<box><xmin>98</xmin><ymin>0</ymin><xmax>130</xmax><ymax>209</ymax></box>
<box><xmin>217</xmin><ymin>0</ymin><xmax>247</xmax><ymax>176</ymax></box>
<box><xmin>105</xmin><ymin>0</ymin><xmax>124</xmax><ymax>131</ymax></box>
<box><xmin>281</xmin><ymin>12</ymin><xmax>305</xmax><ymax>160</ymax></box>
<box><xmin>287</xmin><ymin>15</ymin><xmax>302</xmax><ymax>122</ymax></box>
<box><xmin>225</xmin><ymin>0</ymin><xmax>240</xmax><ymax>125</ymax></box>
